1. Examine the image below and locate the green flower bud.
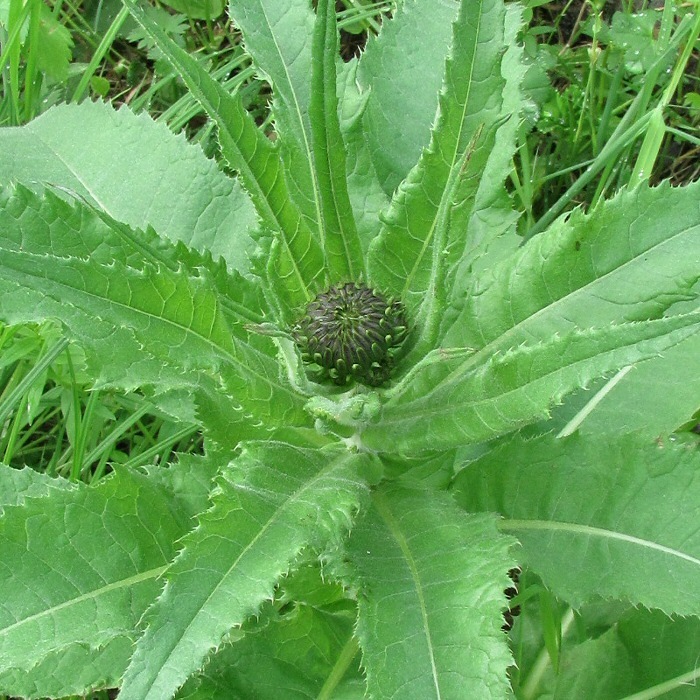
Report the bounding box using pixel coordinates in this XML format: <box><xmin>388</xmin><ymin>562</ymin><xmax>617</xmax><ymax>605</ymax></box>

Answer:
<box><xmin>294</xmin><ymin>282</ymin><xmax>408</xmax><ymax>387</ymax></box>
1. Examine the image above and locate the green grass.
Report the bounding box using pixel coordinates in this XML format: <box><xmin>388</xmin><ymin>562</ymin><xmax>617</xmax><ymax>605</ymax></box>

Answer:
<box><xmin>513</xmin><ymin>0</ymin><xmax>700</xmax><ymax>234</ymax></box>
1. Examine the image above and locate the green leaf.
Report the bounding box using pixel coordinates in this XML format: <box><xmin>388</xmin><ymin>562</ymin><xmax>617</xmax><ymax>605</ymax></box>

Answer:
<box><xmin>0</xmin><ymin>467</ymin><xmax>186</xmax><ymax>697</ymax></box>
<box><xmin>551</xmin><ymin>609</ymin><xmax>700</xmax><ymax>699</ymax></box>
<box><xmin>118</xmin><ymin>443</ymin><xmax>371</xmax><ymax>700</ymax></box>
<box><xmin>0</xmin><ymin>464</ymin><xmax>75</xmax><ymax>510</ymax></box>
<box><xmin>176</xmin><ymin>600</ymin><xmax>362</xmax><ymax>699</ymax></box>
<box><xmin>123</xmin><ymin>0</ymin><xmax>324</xmax><ymax>319</ymax></box>
<box><xmin>574</xmin><ymin>333</ymin><xmax>700</xmax><ymax>437</ymax></box>
<box><xmin>368</xmin><ymin>0</ymin><xmax>507</xmax><ymax>359</ymax></box>
<box><xmin>355</xmin><ymin>0</ymin><xmax>459</xmax><ymax>193</ymax></box>
<box><xmin>36</xmin><ymin>4</ymin><xmax>73</xmax><ymax>81</ymax></box>
<box><xmin>309</xmin><ymin>0</ymin><xmax>364</xmax><ymax>282</ymax></box>
<box><xmin>362</xmin><ymin>313</ymin><xmax>700</xmax><ymax>453</ymax></box>
<box><xmin>0</xmin><ymin>185</ymin><xmax>308</xmax><ymax>432</ymax></box>
<box><xmin>336</xmin><ymin>61</ymin><xmax>391</xmax><ymax>258</ymax></box>
<box><xmin>448</xmin><ymin>3</ymin><xmax>525</xmax><ymax>288</ymax></box>
<box><xmin>0</xmin><ymin>101</ymin><xmax>258</xmax><ymax>276</ymax></box>
<box><xmin>454</xmin><ymin>433</ymin><xmax>700</xmax><ymax>615</ymax></box>
<box><xmin>345</xmin><ymin>483</ymin><xmax>515</xmax><ymax>700</ymax></box>
<box><xmin>228</xmin><ymin>0</ymin><xmax>323</xmax><ymax>239</ymax></box>
<box><xmin>443</xmin><ymin>180</ymin><xmax>700</xmax><ymax>350</ymax></box>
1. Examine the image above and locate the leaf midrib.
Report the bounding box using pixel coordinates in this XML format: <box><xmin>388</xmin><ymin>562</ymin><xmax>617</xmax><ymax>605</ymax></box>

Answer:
<box><xmin>258</xmin><ymin>3</ymin><xmax>323</xmax><ymax>239</ymax></box>
<box><xmin>373</xmin><ymin>489</ymin><xmax>443</xmax><ymax>700</ymax></box>
<box><xmin>500</xmin><ymin>519</ymin><xmax>700</xmax><ymax>567</ymax></box>
<box><xmin>400</xmin><ymin>0</ymin><xmax>484</xmax><ymax>303</ymax></box>
<box><xmin>0</xmin><ymin>565</ymin><xmax>167</xmax><ymax>643</ymax></box>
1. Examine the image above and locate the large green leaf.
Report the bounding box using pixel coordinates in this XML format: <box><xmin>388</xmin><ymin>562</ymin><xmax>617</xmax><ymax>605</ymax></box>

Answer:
<box><xmin>454</xmin><ymin>433</ymin><xmax>700</xmax><ymax>615</ymax></box>
<box><xmin>362</xmin><ymin>313</ymin><xmax>700</xmax><ymax>453</ymax></box>
<box><xmin>345</xmin><ymin>483</ymin><xmax>515</xmax><ymax>700</ymax></box>
<box><xmin>0</xmin><ymin>100</ymin><xmax>258</xmax><ymax>275</ymax></box>
<box><xmin>355</xmin><ymin>0</ymin><xmax>459</xmax><ymax>193</ymax></box>
<box><xmin>368</xmin><ymin>0</ymin><xmax>507</xmax><ymax>360</ymax></box>
<box><xmin>0</xmin><ymin>465</ymin><xmax>186</xmax><ymax>698</ymax></box>
<box><xmin>123</xmin><ymin>0</ymin><xmax>324</xmax><ymax>320</ymax></box>
<box><xmin>118</xmin><ymin>443</ymin><xmax>372</xmax><ymax>700</ymax></box>
<box><xmin>444</xmin><ymin>180</ymin><xmax>700</xmax><ymax>350</ymax></box>
<box><xmin>0</xmin><ymin>185</ymin><xmax>308</xmax><ymax>432</ymax></box>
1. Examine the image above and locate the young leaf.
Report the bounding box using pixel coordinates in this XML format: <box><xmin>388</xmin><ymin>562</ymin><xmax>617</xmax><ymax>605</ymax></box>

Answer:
<box><xmin>123</xmin><ymin>0</ymin><xmax>324</xmax><ymax>319</ymax></box>
<box><xmin>118</xmin><ymin>443</ymin><xmax>372</xmax><ymax>700</ymax></box>
<box><xmin>368</xmin><ymin>0</ymin><xmax>507</xmax><ymax>359</ymax></box>
<box><xmin>0</xmin><ymin>466</ymin><xmax>186</xmax><ymax>697</ymax></box>
<box><xmin>454</xmin><ymin>433</ymin><xmax>700</xmax><ymax>615</ymax></box>
<box><xmin>344</xmin><ymin>483</ymin><xmax>515</xmax><ymax>700</ymax></box>
<box><xmin>309</xmin><ymin>0</ymin><xmax>364</xmax><ymax>282</ymax></box>
<box><xmin>0</xmin><ymin>101</ymin><xmax>258</xmax><ymax>275</ymax></box>
<box><xmin>363</xmin><ymin>313</ymin><xmax>700</xmax><ymax>453</ymax></box>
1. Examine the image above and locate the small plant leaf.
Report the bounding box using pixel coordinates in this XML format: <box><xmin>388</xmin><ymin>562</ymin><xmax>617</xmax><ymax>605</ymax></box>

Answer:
<box><xmin>454</xmin><ymin>433</ymin><xmax>700</xmax><ymax>615</ymax></box>
<box><xmin>118</xmin><ymin>443</ymin><xmax>372</xmax><ymax>700</ymax></box>
<box><xmin>363</xmin><ymin>313</ymin><xmax>700</xmax><ymax>453</ymax></box>
<box><xmin>345</xmin><ymin>483</ymin><xmax>515</xmax><ymax>700</ymax></box>
<box><xmin>160</xmin><ymin>0</ymin><xmax>225</xmax><ymax>21</ymax></box>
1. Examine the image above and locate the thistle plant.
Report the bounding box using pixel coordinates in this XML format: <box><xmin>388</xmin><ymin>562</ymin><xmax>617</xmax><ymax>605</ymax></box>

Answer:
<box><xmin>0</xmin><ymin>1</ymin><xmax>699</xmax><ymax>699</ymax></box>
